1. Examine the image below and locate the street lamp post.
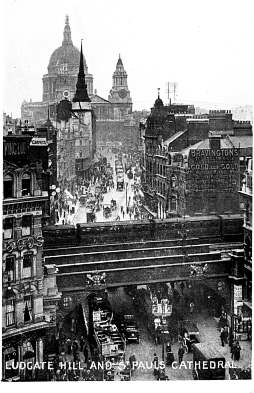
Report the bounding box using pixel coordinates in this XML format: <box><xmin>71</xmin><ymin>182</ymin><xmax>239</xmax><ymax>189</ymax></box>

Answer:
<box><xmin>125</xmin><ymin>182</ymin><xmax>128</xmax><ymax>209</ymax></box>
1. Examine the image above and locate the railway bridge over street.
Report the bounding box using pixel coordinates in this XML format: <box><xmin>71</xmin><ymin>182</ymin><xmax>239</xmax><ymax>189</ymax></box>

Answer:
<box><xmin>43</xmin><ymin>233</ymin><xmax>245</xmax><ymax>333</ymax></box>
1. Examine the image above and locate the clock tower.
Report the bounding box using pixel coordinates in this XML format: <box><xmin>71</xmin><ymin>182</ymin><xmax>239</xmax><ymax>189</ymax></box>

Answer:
<box><xmin>108</xmin><ymin>55</ymin><xmax>132</xmax><ymax>118</ymax></box>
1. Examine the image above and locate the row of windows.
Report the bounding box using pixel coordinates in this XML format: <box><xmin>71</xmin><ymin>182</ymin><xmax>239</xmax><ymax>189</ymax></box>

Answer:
<box><xmin>154</xmin><ymin>180</ymin><xmax>167</xmax><ymax>196</ymax></box>
<box><xmin>6</xmin><ymin>295</ymin><xmax>33</xmax><ymax>327</ymax></box>
<box><xmin>146</xmin><ymin>160</ymin><xmax>166</xmax><ymax>177</ymax></box>
<box><xmin>3</xmin><ymin>215</ymin><xmax>33</xmax><ymax>240</ymax></box>
<box><xmin>4</xmin><ymin>173</ymin><xmax>31</xmax><ymax>199</ymax></box>
<box><xmin>4</xmin><ymin>253</ymin><xmax>33</xmax><ymax>282</ymax></box>
<box><xmin>156</xmin><ymin>163</ymin><xmax>166</xmax><ymax>177</ymax></box>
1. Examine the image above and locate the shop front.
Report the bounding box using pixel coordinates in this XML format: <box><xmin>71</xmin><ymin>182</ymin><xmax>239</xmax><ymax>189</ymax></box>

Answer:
<box><xmin>2</xmin><ymin>327</ymin><xmax>46</xmax><ymax>381</ymax></box>
<box><xmin>231</xmin><ymin>301</ymin><xmax>252</xmax><ymax>341</ymax></box>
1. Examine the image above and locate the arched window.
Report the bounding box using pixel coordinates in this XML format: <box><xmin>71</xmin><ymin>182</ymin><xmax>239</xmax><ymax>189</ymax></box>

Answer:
<box><xmin>4</xmin><ymin>174</ymin><xmax>14</xmax><ymax>199</ymax></box>
<box><xmin>22</xmin><ymin>173</ymin><xmax>31</xmax><ymax>196</ymax></box>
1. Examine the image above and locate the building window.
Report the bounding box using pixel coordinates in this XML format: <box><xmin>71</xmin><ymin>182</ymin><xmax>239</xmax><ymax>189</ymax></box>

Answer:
<box><xmin>63</xmin><ymin>296</ymin><xmax>72</xmax><ymax>308</ymax></box>
<box><xmin>6</xmin><ymin>299</ymin><xmax>15</xmax><ymax>327</ymax></box>
<box><xmin>245</xmin><ymin>202</ymin><xmax>250</xmax><ymax>225</ymax></box>
<box><xmin>23</xmin><ymin>253</ymin><xmax>33</xmax><ymax>278</ymax></box>
<box><xmin>4</xmin><ymin>174</ymin><xmax>14</xmax><ymax>199</ymax></box>
<box><xmin>5</xmin><ymin>256</ymin><xmax>15</xmax><ymax>282</ymax></box>
<box><xmin>24</xmin><ymin>295</ymin><xmax>33</xmax><ymax>323</ymax></box>
<box><xmin>3</xmin><ymin>217</ymin><xmax>14</xmax><ymax>240</ymax></box>
<box><xmin>171</xmin><ymin>196</ymin><xmax>177</xmax><ymax>211</ymax></box>
<box><xmin>22</xmin><ymin>173</ymin><xmax>31</xmax><ymax>196</ymax></box>
<box><xmin>21</xmin><ymin>215</ymin><xmax>32</xmax><ymax>236</ymax></box>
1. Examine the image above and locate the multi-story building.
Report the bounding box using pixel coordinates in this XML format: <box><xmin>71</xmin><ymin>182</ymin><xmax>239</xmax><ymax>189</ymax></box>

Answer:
<box><xmin>229</xmin><ymin>159</ymin><xmax>252</xmax><ymax>339</ymax></box>
<box><xmin>239</xmin><ymin>158</ymin><xmax>252</xmax><ymax>305</ymax></box>
<box><xmin>3</xmin><ymin>113</ymin><xmax>19</xmax><ymax>136</ymax></box>
<box><xmin>143</xmin><ymin>94</ymin><xmax>195</xmax><ymax>218</ymax></box>
<box><xmin>144</xmin><ymin>134</ymin><xmax>241</xmax><ymax>218</ymax></box>
<box><xmin>2</xmin><ymin>136</ymin><xmax>61</xmax><ymax>381</ymax></box>
<box><xmin>143</xmin><ymin>94</ymin><xmax>252</xmax><ymax>218</ymax></box>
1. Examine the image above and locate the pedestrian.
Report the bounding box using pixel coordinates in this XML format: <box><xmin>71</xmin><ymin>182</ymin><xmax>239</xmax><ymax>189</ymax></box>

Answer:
<box><xmin>224</xmin><ymin>324</ymin><xmax>229</xmax><ymax>344</ymax></box>
<box><xmin>229</xmin><ymin>329</ymin><xmax>234</xmax><ymax>349</ymax></box>
<box><xmin>166</xmin><ymin>350</ymin><xmax>175</xmax><ymax>366</ymax></box>
<box><xmin>190</xmin><ymin>301</ymin><xmax>195</xmax><ymax>314</ymax></box>
<box><xmin>183</xmin><ymin>332</ymin><xmax>191</xmax><ymax>353</ymax></box>
<box><xmin>231</xmin><ymin>341</ymin><xmax>236</xmax><ymax>359</ymax></box>
<box><xmin>178</xmin><ymin>344</ymin><xmax>185</xmax><ymax>364</ymax></box>
<box><xmin>233</xmin><ymin>341</ymin><xmax>241</xmax><ymax>361</ymax></box>
<box><xmin>129</xmin><ymin>353</ymin><xmax>137</xmax><ymax>372</ymax></box>
<box><xmin>166</xmin><ymin>342</ymin><xmax>172</xmax><ymax>353</ymax></box>
<box><xmin>220</xmin><ymin>327</ymin><xmax>225</xmax><ymax>347</ymax></box>
<box><xmin>66</xmin><ymin>338</ymin><xmax>72</xmax><ymax>354</ymax></box>
<box><xmin>72</xmin><ymin>339</ymin><xmax>79</xmax><ymax>354</ymax></box>
<box><xmin>80</xmin><ymin>336</ymin><xmax>85</xmax><ymax>352</ymax></box>
<box><xmin>153</xmin><ymin>353</ymin><xmax>159</xmax><ymax>376</ymax></box>
<box><xmin>122</xmin><ymin>210</ymin><xmax>125</xmax><ymax>219</ymax></box>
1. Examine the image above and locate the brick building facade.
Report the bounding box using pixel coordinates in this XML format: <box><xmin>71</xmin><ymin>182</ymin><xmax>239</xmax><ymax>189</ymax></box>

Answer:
<box><xmin>2</xmin><ymin>136</ymin><xmax>61</xmax><ymax>381</ymax></box>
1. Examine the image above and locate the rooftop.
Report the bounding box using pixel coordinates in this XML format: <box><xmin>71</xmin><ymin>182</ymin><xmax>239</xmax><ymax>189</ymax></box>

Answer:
<box><xmin>164</xmin><ymin>129</ymin><xmax>187</xmax><ymax>146</ymax></box>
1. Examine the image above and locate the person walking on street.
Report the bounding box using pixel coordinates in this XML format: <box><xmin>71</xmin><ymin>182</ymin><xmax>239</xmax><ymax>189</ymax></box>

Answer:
<box><xmin>220</xmin><ymin>327</ymin><xmax>225</xmax><ymax>347</ymax></box>
<box><xmin>178</xmin><ymin>344</ymin><xmax>185</xmax><ymax>364</ymax></box>
<box><xmin>80</xmin><ymin>336</ymin><xmax>85</xmax><ymax>352</ymax></box>
<box><xmin>224</xmin><ymin>324</ymin><xmax>229</xmax><ymax>344</ymax></box>
<box><xmin>229</xmin><ymin>329</ymin><xmax>234</xmax><ymax>349</ymax></box>
<box><xmin>83</xmin><ymin>345</ymin><xmax>88</xmax><ymax>363</ymax></box>
<box><xmin>153</xmin><ymin>353</ymin><xmax>159</xmax><ymax>377</ymax></box>
<box><xmin>233</xmin><ymin>341</ymin><xmax>241</xmax><ymax>361</ymax></box>
<box><xmin>190</xmin><ymin>302</ymin><xmax>195</xmax><ymax>314</ymax></box>
<box><xmin>129</xmin><ymin>353</ymin><xmax>137</xmax><ymax>374</ymax></box>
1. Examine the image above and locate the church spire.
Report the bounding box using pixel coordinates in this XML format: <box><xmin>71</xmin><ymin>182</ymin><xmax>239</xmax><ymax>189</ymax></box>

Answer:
<box><xmin>73</xmin><ymin>40</ymin><xmax>90</xmax><ymax>102</ymax></box>
<box><xmin>116</xmin><ymin>54</ymin><xmax>123</xmax><ymax>67</ymax></box>
<box><xmin>62</xmin><ymin>15</ymin><xmax>72</xmax><ymax>45</ymax></box>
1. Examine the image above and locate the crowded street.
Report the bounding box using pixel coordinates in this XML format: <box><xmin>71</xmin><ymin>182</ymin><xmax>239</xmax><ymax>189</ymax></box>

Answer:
<box><xmin>40</xmin><ymin>286</ymin><xmax>251</xmax><ymax>381</ymax></box>
<box><xmin>54</xmin><ymin>150</ymin><xmax>143</xmax><ymax>226</ymax></box>
<box><xmin>107</xmin><ymin>287</ymin><xmax>252</xmax><ymax>381</ymax></box>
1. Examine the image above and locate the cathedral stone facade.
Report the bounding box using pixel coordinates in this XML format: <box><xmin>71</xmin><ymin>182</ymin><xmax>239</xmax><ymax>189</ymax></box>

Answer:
<box><xmin>21</xmin><ymin>16</ymin><xmax>139</xmax><ymax>152</ymax></box>
<box><xmin>42</xmin><ymin>16</ymin><xmax>93</xmax><ymax>102</ymax></box>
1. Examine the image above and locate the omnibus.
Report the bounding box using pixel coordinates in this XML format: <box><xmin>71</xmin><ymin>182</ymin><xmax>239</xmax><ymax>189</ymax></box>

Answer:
<box><xmin>192</xmin><ymin>343</ymin><xmax>226</xmax><ymax>380</ymax></box>
<box><xmin>116</xmin><ymin>175</ymin><xmax>124</xmax><ymax>191</ymax></box>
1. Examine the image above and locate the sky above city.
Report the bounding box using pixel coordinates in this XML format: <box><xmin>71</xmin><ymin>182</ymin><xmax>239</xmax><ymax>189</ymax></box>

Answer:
<box><xmin>2</xmin><ymin>0</ymin><xmax>254</xmax><ymax>117</ymax></box>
